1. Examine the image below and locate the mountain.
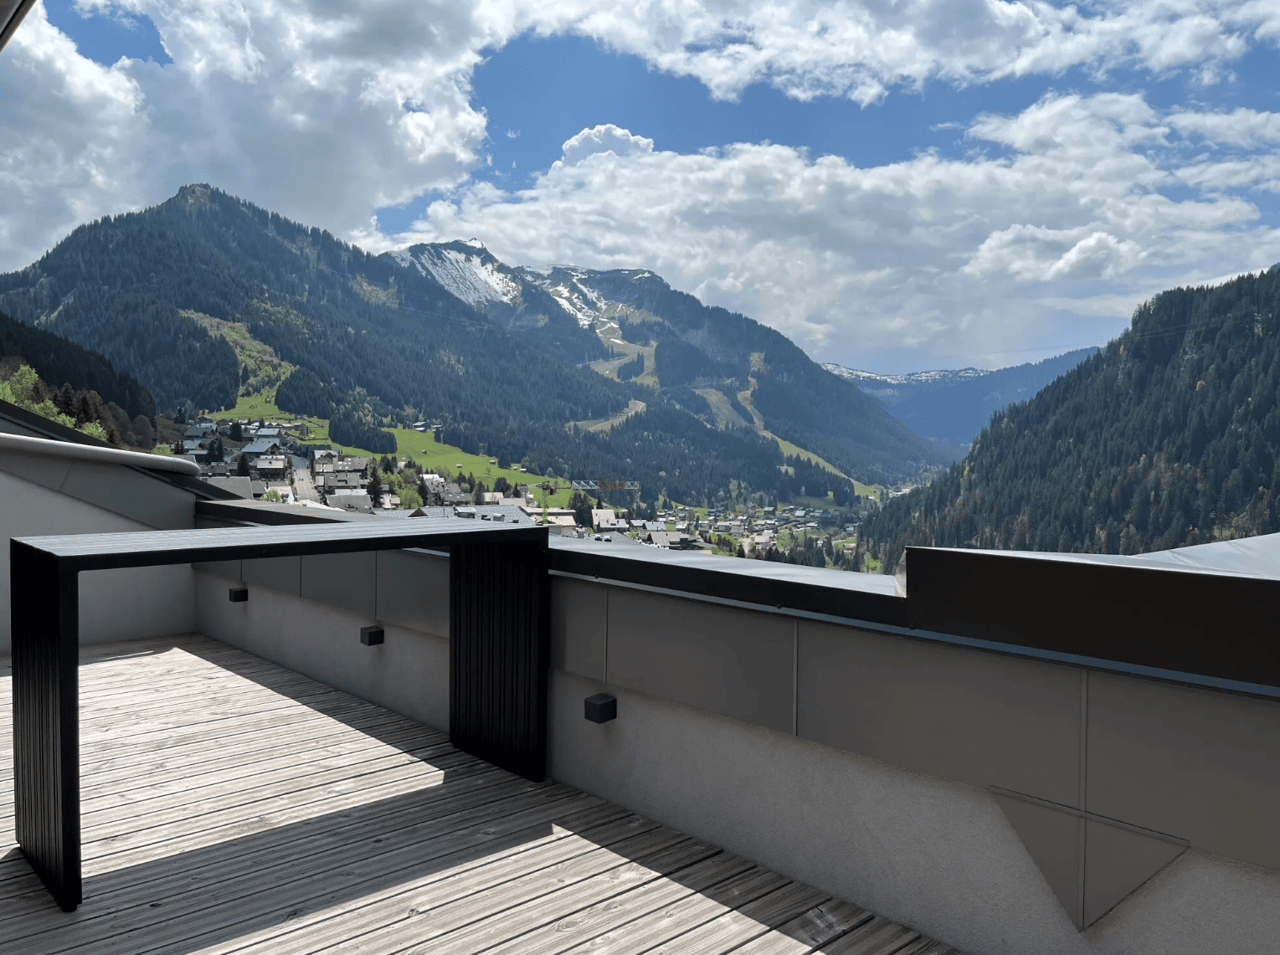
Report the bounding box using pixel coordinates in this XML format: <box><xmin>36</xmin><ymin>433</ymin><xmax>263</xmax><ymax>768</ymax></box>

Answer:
<box><xmin>390</xmin><ymin>240</ymin><xmax>949</xmax><ymax>483</ymax></box>
<box><xmin>858</xmin><ymin>266</ymin><xmax>1280</xmax><ymax>572</ymax></box>
<box><xmin>389</xmin><ymin>241</ymin><xmax>609</xmax><ymax>364</ymax></box>
<box><xmin>824</xmin><ymin>365</ymin><xmax>992</xmax><ymax>404</ymax></box>
<box><xmin>0</xmin><ymin>184</ymin><xmax>947</xmax><ymax>502</ymax></box>
<box><xmin>825</xmin><ymin>348</ymin><xmax>1099</xmax><ymax>453</ymax></box>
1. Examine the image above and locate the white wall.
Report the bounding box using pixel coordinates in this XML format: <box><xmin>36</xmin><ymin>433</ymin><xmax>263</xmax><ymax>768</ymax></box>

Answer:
<box><xmin>0</xmin><ymin>468</ymin><xmax>195</xmax><ymax>654</ymax></box>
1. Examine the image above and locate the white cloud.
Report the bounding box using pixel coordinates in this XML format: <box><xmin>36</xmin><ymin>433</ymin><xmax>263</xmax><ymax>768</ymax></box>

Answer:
<box><xmin>2</xmin><ymin>0</ymin><xmax>493</xmax><ymax>267</ymax></box>
<box><xmin>559</xmin><ymin>124</ymin><xmax>654</xmax><ymax>165</ymax></box>
<box><xmin>0</xmin><ymin>4</ymin><xmax>149</xmax><ymax>260</ymax></box>
<box><xmin>395</xmin><ymin>95</ymin><xmax>1280</xmax><ymax>370</ymax></box>
<box><xmin>470</xmin><ymin>0</ymin><xmax>1277</xmax><ymax>105</ymax></box>
<box><xmin>3</xmin><ymin>0</ymin><xmax>1280</xmax><ymax>371</ymax></box>
<box><xmin>1169</xmin><ymin>107</ymin><xmax>1280</xmax><ymax>147</ymax></box>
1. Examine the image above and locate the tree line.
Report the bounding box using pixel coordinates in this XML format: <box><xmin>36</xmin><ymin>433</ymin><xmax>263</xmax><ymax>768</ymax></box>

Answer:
<box><xmin>858</xmin><ymin>265</ymin><xmax>1280</xmax><ymax>572</ymax></box>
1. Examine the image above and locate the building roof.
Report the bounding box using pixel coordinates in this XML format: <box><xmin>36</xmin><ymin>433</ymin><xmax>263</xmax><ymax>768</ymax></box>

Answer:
<box><xmin>202</xmin><ymin>476</ymin><xmax>256</xmax><ymax>499</ymax></box>
<box><xmin>241</xmin><ymin>438</ymin><xmax>281</xmax><ymax>457</ymax></box>
<box><xmin>0</xmin><ymin>0</ymin><xmax>36</xmax><ymax>54</ymax></box>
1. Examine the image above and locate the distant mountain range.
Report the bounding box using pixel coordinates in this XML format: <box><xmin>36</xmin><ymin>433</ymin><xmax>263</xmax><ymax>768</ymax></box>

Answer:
<box><xmin>0</xmin><ymin>184</ymin><xmax>949</xmax><ymax>502</ymax></box>
<box><xmin>858</xmin><ymin>265</ymin><xmax>1280</xmax><ymax>570</ymax></box>
<box><xmin>825</xmin><ymin>349</ymin><xmax>1100</xmax><ymax>454</ymax></box>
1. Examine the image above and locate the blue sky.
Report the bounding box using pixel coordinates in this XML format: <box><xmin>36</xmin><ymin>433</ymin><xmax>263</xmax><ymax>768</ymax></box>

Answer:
<box><xmin>4</xmin><ymin>1</ymin><xmax>1280</xmax><ymax>372</ymax></box>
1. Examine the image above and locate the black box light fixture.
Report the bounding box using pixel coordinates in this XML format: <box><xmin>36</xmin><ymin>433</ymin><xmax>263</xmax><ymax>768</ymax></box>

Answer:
<box><xmin>228</xmin><ymin>587</ymin><xmax>248</xmax><ymax>603</ymax></box>
<box><xmin>584</xmin><ymin>693</ymin><xmax>617</xmax><ymax>723</ymax></box>
<box><xmin>360</xmin><ymin>626</ymin><xmax>385</xmax><ymax>646</ymax></box>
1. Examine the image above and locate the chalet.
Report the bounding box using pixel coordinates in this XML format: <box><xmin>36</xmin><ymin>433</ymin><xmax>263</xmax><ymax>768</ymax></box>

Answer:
<box><xmin>255</xmin><ymin>455</ymin><xmax>289</xmax><ymax>480</ymax></box>
<box><xmin>239</xmin><ymin>438</ymin><xmax>281</xmax><ymax>460</ymax></box>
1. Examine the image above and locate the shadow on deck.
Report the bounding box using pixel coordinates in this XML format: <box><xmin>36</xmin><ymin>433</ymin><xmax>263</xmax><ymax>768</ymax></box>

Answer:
<box><xmin>0</xmin><ymin>635</ymin><xmax>961</xmax><ymax>955</ymax></box>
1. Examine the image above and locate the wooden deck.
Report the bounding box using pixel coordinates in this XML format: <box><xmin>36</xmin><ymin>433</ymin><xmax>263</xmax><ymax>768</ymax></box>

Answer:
<box><xmin>1</xmin><ymin>635</ymin><xmax>964</xmax><ymax>955</ymax></box>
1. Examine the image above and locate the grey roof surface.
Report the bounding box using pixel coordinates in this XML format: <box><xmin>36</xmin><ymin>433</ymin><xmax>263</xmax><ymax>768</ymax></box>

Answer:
<box><xmin>913</xmin><ymin>533</ymin><xmax>1280</xmax><ymax>582</ymax></box>
<box><xmin>552</xmin><ymin>537</ymin><xmax>902</xmax><ymax>596</ymax></box>
<box><xmin>241</xmin><ymin>438</ymin><xmax>281</xmax><ymax>456</ymax></box>
<box><xmin>202</xmin><ymin>476</ymin><xmax>255</xmax><ymax>499</ymax></box>
<box><xmin>1131</xmin><ymin>532</ymin><xmax>1280</xmax><ymax>579</ymax></box>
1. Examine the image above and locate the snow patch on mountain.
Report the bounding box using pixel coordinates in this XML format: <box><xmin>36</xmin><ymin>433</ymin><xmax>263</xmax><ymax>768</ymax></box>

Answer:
<box><xmin>824</xmin><ymin>364</ymin><xmax>990</xmax><ymax>387</ymax></box>
<box><xmin>393</xmin><ymin>244</ymin><xmax>520</xmax><ymax>307</ymax></box>
<box><xmin>519</xmin><ymin>267</ymin><xmax>607</xmax><ymax>329</ymax></box>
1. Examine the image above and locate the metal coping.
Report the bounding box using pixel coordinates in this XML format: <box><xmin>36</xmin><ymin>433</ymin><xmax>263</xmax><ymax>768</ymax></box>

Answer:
<box><xmin>196</xmin><ymin>499</ymin><xmax>1280</xmax><ymax>700</ymax></box>
<box><xmin>14</xmin><ymin>518</ymin><xmax>546</xmax><ymax>571</ymax></box>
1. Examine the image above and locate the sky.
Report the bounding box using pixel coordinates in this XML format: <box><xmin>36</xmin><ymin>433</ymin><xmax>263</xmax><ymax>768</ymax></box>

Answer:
<box><xmin>2</xmin><ymin>2</ymin><xmax>1280</xmax><ymax>374</ymax></box>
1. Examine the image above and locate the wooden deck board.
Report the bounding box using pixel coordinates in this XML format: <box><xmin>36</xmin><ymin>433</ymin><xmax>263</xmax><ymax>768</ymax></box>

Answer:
<box><xmin>0</xmin><ymin>636</ymin><xmax>966</xmax><ymax>955</ymax></box>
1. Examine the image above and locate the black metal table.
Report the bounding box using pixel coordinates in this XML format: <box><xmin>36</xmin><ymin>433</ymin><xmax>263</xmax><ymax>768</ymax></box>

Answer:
<box><xmin>9</xmin><ymin>518</ymin><xmax>549</xmax><ymax>911</ymax></box>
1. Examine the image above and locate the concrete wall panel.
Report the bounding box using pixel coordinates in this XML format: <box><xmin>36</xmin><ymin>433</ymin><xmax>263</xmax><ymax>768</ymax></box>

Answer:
<box><xmin>605</xmin><ymin>587</ymin><xmax>794</xmax><ymax>734</ymax></box>
<box><xmin>242</xmin><ymin>556</ymin><xmax>301</xmax><ymax>595</ymax></box>
<box><xmin>1087</xmin><ymin>672</ymin><xmax>1280</xmax><ymax>869</ymax></box>
<box><xmin>0</xmin><ymin>469</ymin><xmax>196</xmax><ymax>653</ymax></box>
<box><xmin>797</xmin><ymin>620</ymin><xmax>1083</xmax><ymax>807</ymax></box>
<box><xmin>58</xmin><ymin>459</ymin><xmax>194</xmax><ymax>529</ymax></box>
<box><xmin>376</xmin><ymin>549</ymin><xmax>449</xmax><ymax>637</ymax></box>
<box><xmin>550</xmin><ymin>577</ymin><xmax>606</xmax><ymax>681</ymax></box>
<box><xmin>193</xmin><ymin>560</ymin><xmax>241</xmax><ymax>580</ymax></box>
<box><xmin>0</xmin><ymin>451</ymin><xmax>72</xmax><ymax>491</ymax></box>
<box><xmin>194</xmin><ymin>570</ymin><xmax>449</xmax><ymax>730</ymax></box>
<box><xmin>547</xmin><ymin>667</ymin><xmax>1280</xmax><ymax>955</ymax></box>
<box><xmin>79</xmin><ymin>565</ymin><xmax>196</xmax><ymax>643</ymax></box>
<box><xmin>300</xmin><ymin>552</ymin><xmax>377</xmax><ymax>618</ymax></box>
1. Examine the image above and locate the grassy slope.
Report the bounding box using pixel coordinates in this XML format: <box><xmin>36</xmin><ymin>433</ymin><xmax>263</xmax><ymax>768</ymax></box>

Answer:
<box><xmin>185</xmin><ymin>311</ymin><xmax>298</xmax><ymax>396</ymax></box>
<box><xmin>217</xmin><ymin>393</ymin><xmax>574</xmax><ymax>506</ymax></box>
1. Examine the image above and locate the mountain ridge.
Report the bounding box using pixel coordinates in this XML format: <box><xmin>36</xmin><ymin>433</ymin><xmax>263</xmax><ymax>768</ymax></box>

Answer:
<box><xmin>0</xmin><ymin>183</ymin><xmax>948</xmax><ymax>503</ymax></box>
<box><xmin>826</xmin><ymin>348</ymin><xmax>1100</xmax><ymax>452</ymax></box>
<box><xmin>858</xmin><ymin>266</ymin><xmax>1280</xmax><ymax>570</ymax></box>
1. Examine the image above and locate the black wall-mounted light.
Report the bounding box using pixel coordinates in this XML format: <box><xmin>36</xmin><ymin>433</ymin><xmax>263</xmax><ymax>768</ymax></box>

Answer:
<box><xmin>584</xmin><ymin>693</ymin><xmax>617</xmax><ymax>723</ymax></box>
<box><xmin>228</xmin><ymin>587</ymin><xmax>248</xmax><ymax>603</ymax></box>
<box><xmin>360</xmin><ymin>626</ymin><xmax>385</xmax><ymax>646</ymax></box>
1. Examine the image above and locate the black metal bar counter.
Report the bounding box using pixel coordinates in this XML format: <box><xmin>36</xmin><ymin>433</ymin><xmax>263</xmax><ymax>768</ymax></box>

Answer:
<box><xmin>9</xmin><ymin>518</ymin><xmax>549</xmax><ymax>912</ymax></box>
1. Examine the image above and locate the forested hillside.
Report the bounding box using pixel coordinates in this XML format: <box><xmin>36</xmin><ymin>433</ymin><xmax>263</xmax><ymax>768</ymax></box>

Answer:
<box><xmin>516</xmin><ymin>266</ymin><xmax>949</xmax><ymax>483</ymax></box>
<box><xmin>0</xmin><ymin>306</ymin><xmax>156</xmax><ymax>423</ymax></box>
<box><xmin>859</xmin><ymin>266</ymin><xmax>1280</xmax><ymax>572</ymax></box>
<box><xmin>0</xmin><ymin>184</ymin><xmax>944</xmax><ymax>503</ymax></box>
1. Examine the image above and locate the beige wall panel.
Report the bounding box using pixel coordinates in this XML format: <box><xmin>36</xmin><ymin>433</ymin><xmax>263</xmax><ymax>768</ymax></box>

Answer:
<box><xmin>300</xmin><ymin>551</ymin><xmax>377</xmax><ymax>618</ymax></box>
<box><xmin>798</xmin><ymin>620</ymin><xmax>1083</xmax><ymax>807</ymax></box>
<box><xmin>550</xmin><ymin>577</ymin><xmax>606</xmax><ymax>681</ymax></box>
<box><xmin>376</xmin><ymin>549</ymin><xmax>449</xmax><ymax>637</ymax></box>
<box><xmin>1086</xmin><ymin>672</ymin><xmax>1280</xmax><ymax>869</ymax></box>
<box><xmin>605</xmin><ymin>587</ymin><xmax>794</xmax><ymax>733</ymax></box>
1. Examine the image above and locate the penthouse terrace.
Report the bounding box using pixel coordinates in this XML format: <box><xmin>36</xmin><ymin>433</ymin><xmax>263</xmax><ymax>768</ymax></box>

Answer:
<box><xmin>1</xmin><ymin>406</ymin><xmax>1279</xmax><ymax>955</ymax></box>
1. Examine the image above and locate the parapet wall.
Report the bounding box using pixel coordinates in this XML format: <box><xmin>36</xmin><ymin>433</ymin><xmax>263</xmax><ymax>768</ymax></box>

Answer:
<box><xmin>170</xmin><ymin>510</ymin><xmax>1280</xmax><ymax>955</ymax></box>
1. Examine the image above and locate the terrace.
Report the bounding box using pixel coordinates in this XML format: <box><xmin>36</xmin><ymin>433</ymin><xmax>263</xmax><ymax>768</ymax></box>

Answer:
<box><xmin>2</xmin><ymin>418</ymin><xmax>1280</xmax><ymax>955</ymax></box>
<box><xmin>0</xmin><ymin>634</ymin><xmax>949</xmax><ymax>955</ymax></box>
